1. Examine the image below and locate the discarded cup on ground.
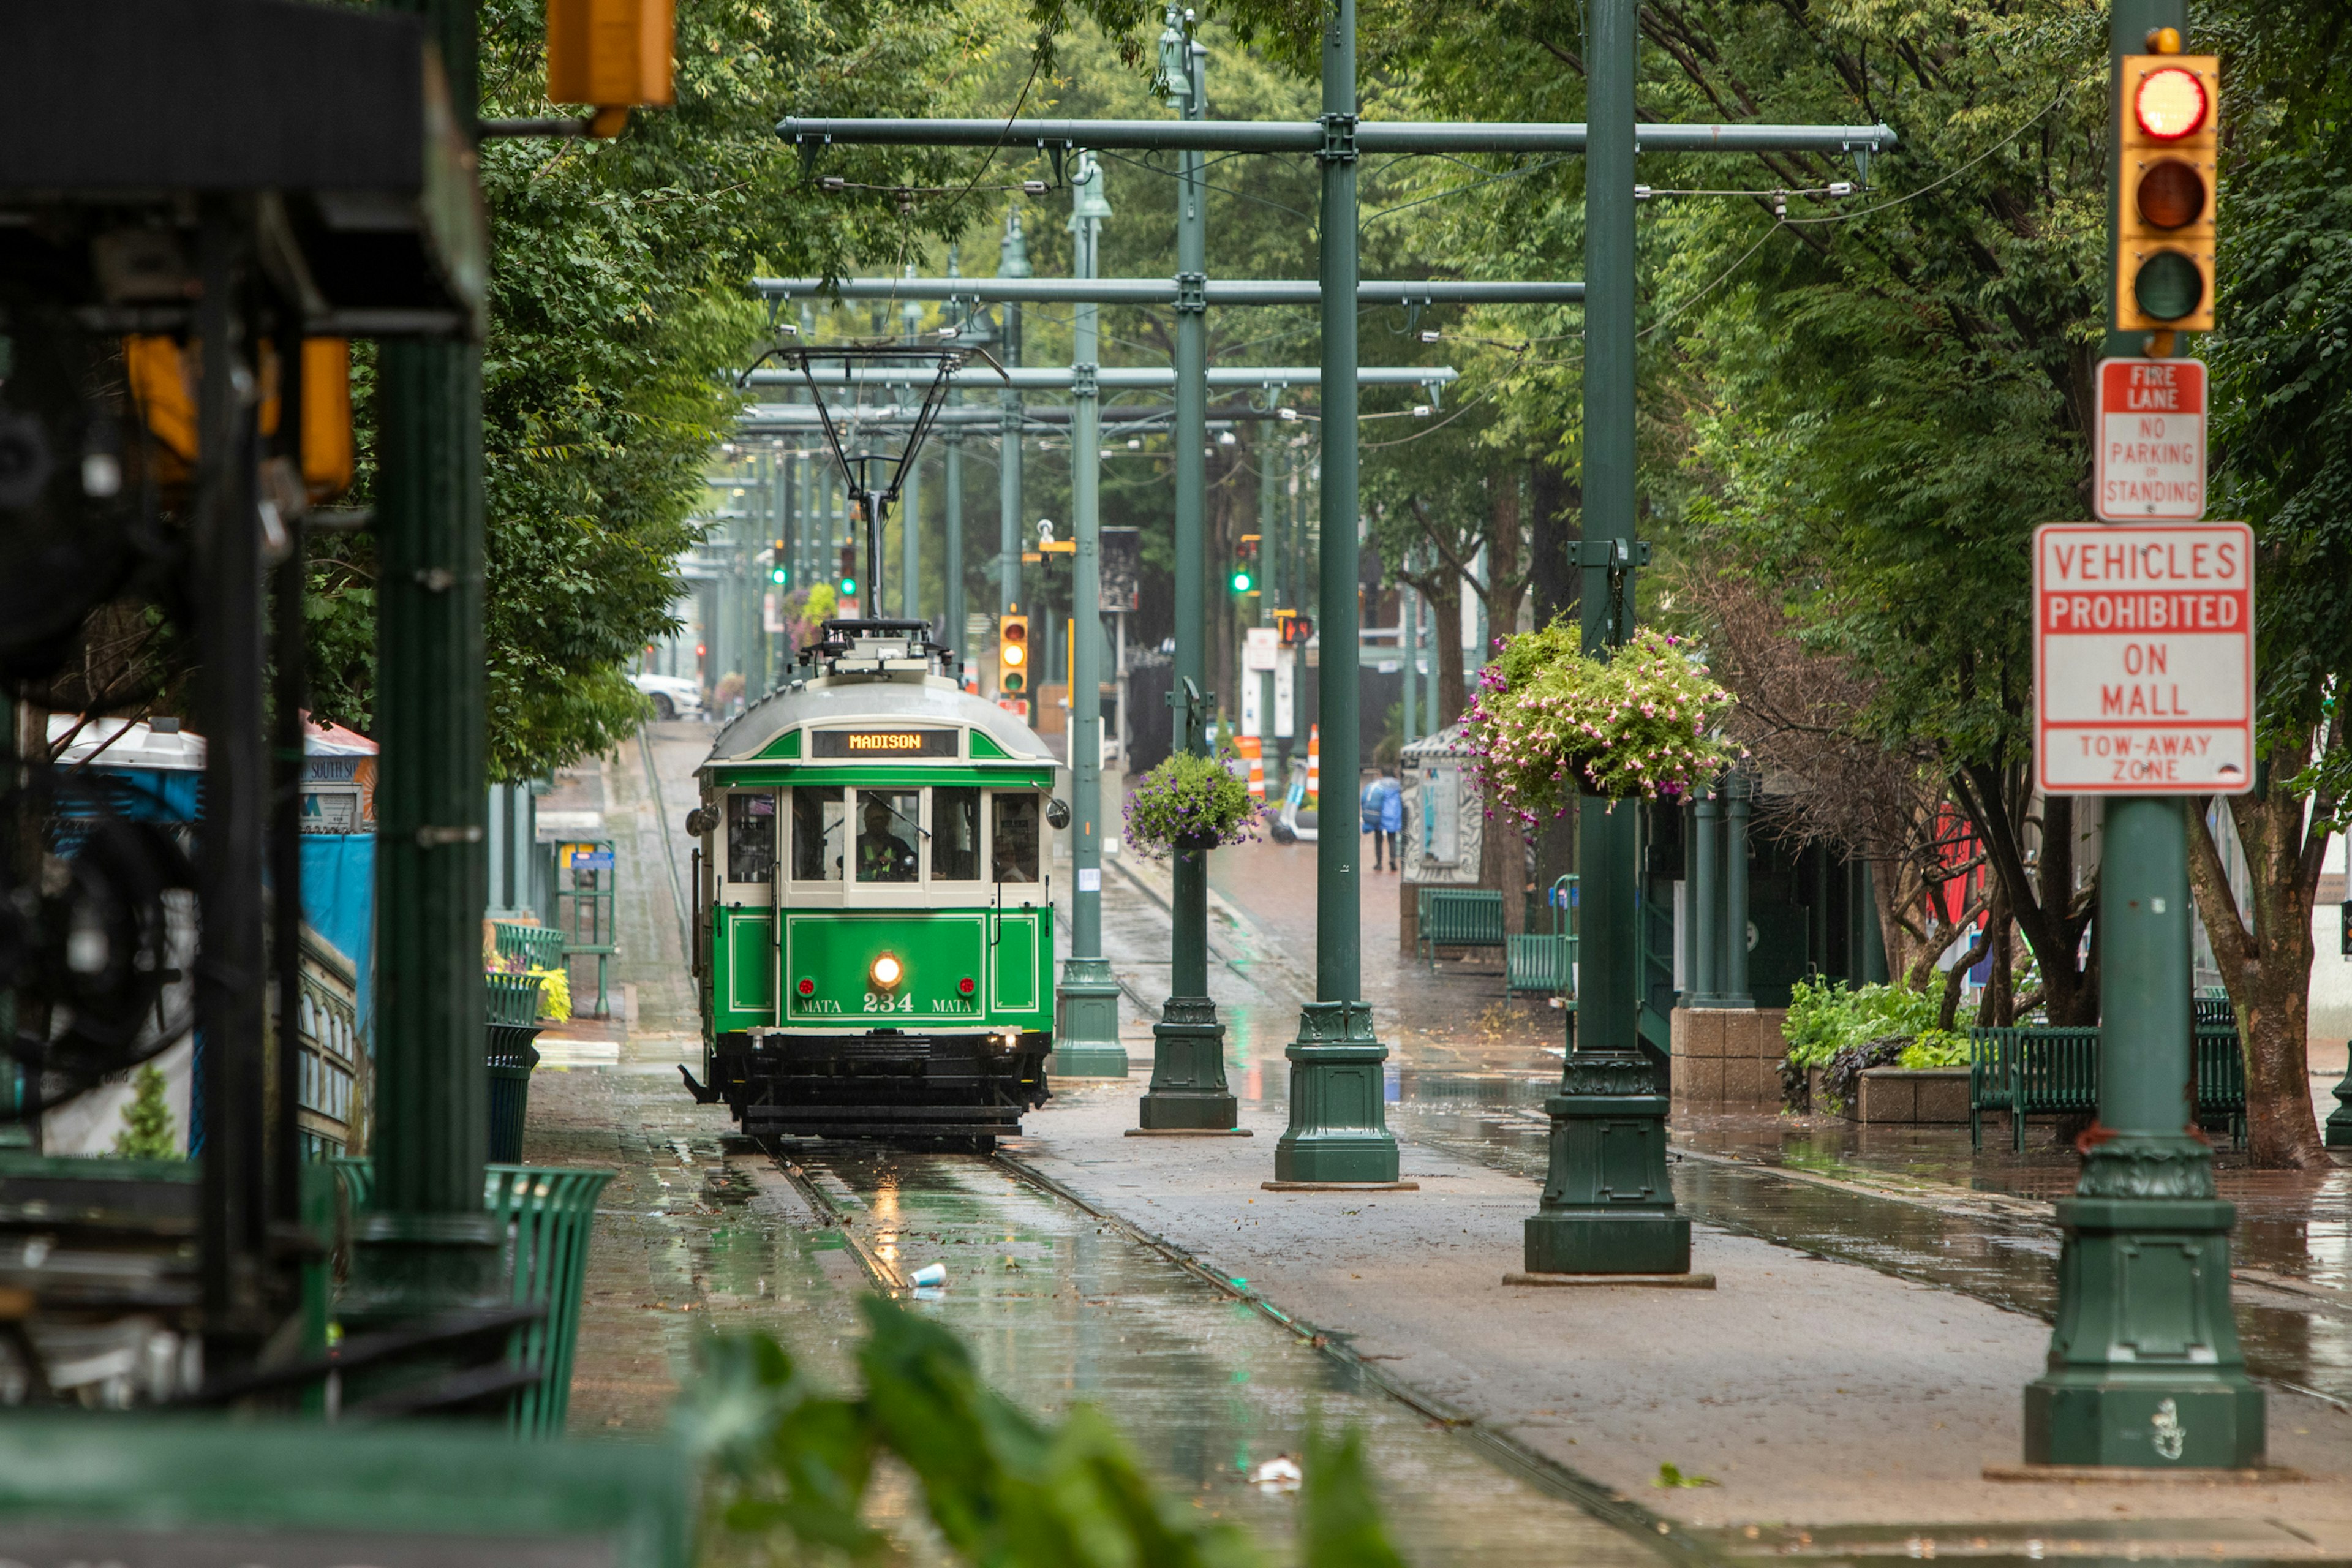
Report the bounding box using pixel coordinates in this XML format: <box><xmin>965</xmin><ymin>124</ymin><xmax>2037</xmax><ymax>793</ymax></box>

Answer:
<box><xmin>1251</xmin><ymin>1455</ymin><xmax>1302</xmax><ymax>1494</ymax></box>
<box><xmin>910</xmin><ymin>1263</ymin><xmax>947</xmax><ymax>1288</ymax></box>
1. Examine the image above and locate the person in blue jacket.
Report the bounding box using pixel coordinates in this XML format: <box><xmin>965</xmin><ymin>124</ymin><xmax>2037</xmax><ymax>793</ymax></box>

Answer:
<box><xmin>1361</xmin><ymin>769</ymin><xmax>1404</xmax><ymax>871</ymax></box>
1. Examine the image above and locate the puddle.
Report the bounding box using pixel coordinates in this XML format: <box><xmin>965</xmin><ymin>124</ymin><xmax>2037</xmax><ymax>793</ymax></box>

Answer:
<box><xmin>797</xmin><ymin>1146</ymin><xmax>1672</xmax><ymax>1568</ymax></box>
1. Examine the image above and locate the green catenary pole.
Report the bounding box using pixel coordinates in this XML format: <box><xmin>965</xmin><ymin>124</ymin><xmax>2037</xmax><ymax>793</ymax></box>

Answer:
<box><xmin>998</xmin><ymin>209</ymin><xmax>1029</xmax><ymax>627</ymax></box>
<box><xmin>1140</xmin><ymin>4</ymin><xmax>1238</xmax><ymax>1130</ymax></box>
<box><xmin>1054</xmin><ymin>151</ymin><xmax>1126</xmax><ymax>1076</ymax></box>
<box><xmin>1274</xmin><ymin>0</ymin><xmax>1401</xmax><ymax>1183</ymax></box>
<box><xmin>2023</xmin><ymin>0</ymin><xmax>2263</xmax><ymax>1467</ymax></box>
<box><xmin>902</xmin><ymin>274</ymin><xmax>924</xmax><ymax>621</ymax></box>
<box><xmin>1522</xmin><ymin>0</ymin><xmax>1689</xmax><ymax>1273</ymax></box>
<box><xmin>349</xmin><ymin>0</ymin><xmax>500</xmax><ymax>1321</ymax></box>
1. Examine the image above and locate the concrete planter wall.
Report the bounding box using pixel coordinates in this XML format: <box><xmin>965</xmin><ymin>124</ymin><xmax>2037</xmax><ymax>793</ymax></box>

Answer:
<box><xmin>1842</xmin><ymin>1066</ymin><xmax>1970</xmax><ymax>1125</ymax></box>
<box><xmin>1670</xmin><ymin>1006</ymin><xmax>1792</xmax><ymax>1114</ymax></box>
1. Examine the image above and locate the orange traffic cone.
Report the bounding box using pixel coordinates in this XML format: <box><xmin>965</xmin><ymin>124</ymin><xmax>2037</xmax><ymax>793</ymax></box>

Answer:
<box><xmin>1306</xmin><ymin>724</ymin><xmax>1319</xmax><ymax>809</ymax></box>
<box><xmin>1239</xmin><ymin>736</ymin><xmax>1265</xmax><ymax>801</ymax></box>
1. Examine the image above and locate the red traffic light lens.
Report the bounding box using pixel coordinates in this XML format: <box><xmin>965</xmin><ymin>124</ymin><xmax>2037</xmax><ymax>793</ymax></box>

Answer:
<box><xmin>2135</xmin><ymin>159</ymin><xmax>2206</xmax><ymax>228</ymax></box>
<box><xmin>2133</xmin><ymin>67</ymin><xmax>2207</xmax><ymax>140</ymax></box>
<box><xmin>1002</xmin><ymin>621</ymin><xmax>1027</xmax><ymax>643</ymax></box>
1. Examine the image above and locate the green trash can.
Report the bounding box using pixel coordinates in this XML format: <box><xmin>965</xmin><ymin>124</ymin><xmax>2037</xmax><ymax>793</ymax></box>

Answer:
<box><xmin>484</xmin><ymin>972</ymin><xmax>546</xmax><ymax>1164</ymax></box>
<box><xmin>492</xmin><ymin>918</ymin><xmax>566</xmax><ymax>979</ymax></box>
<box><xmin>329</xmin><ymin>1159</ymin><xmax>613</xmax><ymax>1438</ymax></box>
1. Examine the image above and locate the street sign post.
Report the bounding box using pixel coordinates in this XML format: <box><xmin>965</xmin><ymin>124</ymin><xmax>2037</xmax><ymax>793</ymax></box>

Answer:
<box><xmin>2034</xmin><ymin>521</ymin><xmax>2253</xmax><ymax>794</ymax></box>
<box><xmin>2094</xmin><ymin>357</ymin><xmax>2206</xmax><ymax>520</ymax></box>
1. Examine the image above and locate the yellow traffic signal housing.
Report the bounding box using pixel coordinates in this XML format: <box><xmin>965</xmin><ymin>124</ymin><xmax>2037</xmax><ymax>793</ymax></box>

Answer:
<box><xmin>2116</xmin><ymin>53</ymin><xmax>2218</xmax><ymax>333</ymax></box>
<box><xmin>546</xmin><ymin>0</ymin><xmax>675</xmax><ymax>137</ymax></box>
<box><xmin>997</xmin><ymin>614</ymin><xmax>1030</xmax><ymax>696</ymax></box>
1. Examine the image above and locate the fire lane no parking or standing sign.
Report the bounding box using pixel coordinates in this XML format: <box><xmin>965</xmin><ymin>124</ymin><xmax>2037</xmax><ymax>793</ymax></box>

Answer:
<box><xmin>2034</xmin><ymin>521</ymin><xmax>2254</xmax><ymax>795</ymax></box>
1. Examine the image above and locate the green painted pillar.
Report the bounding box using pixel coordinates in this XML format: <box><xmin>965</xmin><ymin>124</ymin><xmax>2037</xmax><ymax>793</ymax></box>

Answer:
<box><xmin>902</xmin><ymin>277</ymin><xmax>924</xmax><ymax>622</ymax></box>
<box><xmin>1523</xmin><ymin>0</ymin><xmax>1689</xmax><ymax>1273</ymax></box>
<box><xmin>998</xmin><ymin>210</ymin><xmax>1029</xmax><ymax>625</ymax></box>
<box><xmin>1054</xmin><ymin>152</ymin><xmax>1126</xmax><ymax>1077</ymax></box>
<box><xmin>943</xmin><ymin>254</ymin><xmax>968</xmax><ymax>662</ymax></box>
<box><xmin>349</xmin><ymin>0</ymin><xmax>500</xmax><ymax>1319</ymax></box>
<box><xmin>1719</xmin><ymin>773</ymin><xmax>1753</xmax><ymax>1008</ymax></box>
<box><xmin>1275</xmin><ymin>0</ymin><xmax>1400</xmax><ymax>1183</ymax></box>
<box><xmin>2022</xmin><ymin>0</ymin><xmax>2263</xmax><ymax>1469</ymax></box>
<box><xmin>1690</xmin><ymin>787</ymin><xmax>1719</xmax><ymax>1005</ymax></box>
<box><xmin>1140</xmin><ymin>4</ymin><xmax>1237</xmax><ymax>1130</ymax></box>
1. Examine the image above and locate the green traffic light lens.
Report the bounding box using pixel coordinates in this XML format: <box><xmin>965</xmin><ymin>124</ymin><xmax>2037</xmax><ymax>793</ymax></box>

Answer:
<box><xmin>1231</xmin><ymin>571</ymin><xmax>1252</xmax><ymax>592</ymax></box>
<box><xmin>841</xmin><ymin>578</ymin><xmax>858</xmax><ymax>595</ymax></box>
<box><xmin>2133</xmin><ymin>250</ymin><xmax>2204</xmax><ymax>322</ymax></box>
<box><xmin>1003</xmin><ymin>673</ymin><xmax>1026</xmax><ymax>693</ymax></box>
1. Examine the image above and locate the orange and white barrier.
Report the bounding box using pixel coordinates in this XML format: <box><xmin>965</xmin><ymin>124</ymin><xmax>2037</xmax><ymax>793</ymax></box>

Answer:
<box><xmin>1237</xmin><ymin>736</ymin><xmax>1265</xmax><ymax>801</ymax></box>
<box><xmin>1306</xmin><ymin>724</ymin><xmax>1319</xmax><ymax>808</ymax></box>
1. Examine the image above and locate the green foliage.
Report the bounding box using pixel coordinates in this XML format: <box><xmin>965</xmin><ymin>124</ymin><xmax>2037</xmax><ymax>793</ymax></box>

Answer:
<box><xmin>1121</xmin><ymin>748</ymin><xmax>1262</xmax><ymax>859</ymax></box>
<box><xmin>682</xmin><ymin>1297</ymin><xmax>1401</xmax><ymax>1565</ymax></box>
<box><xmin>1652</xmin><ymin>1462</ymin><xmax>1717</xmax><ymax>1490</ymax></box>
<box><xmin>1781</xmin><ymin>978</ymin><xmax>1941</xmax><ymax>1071</ymax></box>
<box><xmin>1898</xmin><ymin>1032</ymin><xmax>1970</xmax><ymax>1072</ymax></box>
<box><xmin>111</xmin><ymin>1065</ymin><xmax>178</xmax><ymax>1159</ymax></box>
<box><xmin>1468</xmin><ymin>624</ymin><xmax>1736</xmax><ymax>817</ymax></box>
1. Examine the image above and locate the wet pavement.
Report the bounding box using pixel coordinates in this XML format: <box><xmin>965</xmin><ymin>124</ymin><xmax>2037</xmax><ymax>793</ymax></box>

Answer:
<box><xmin>537</xmin><ymin>723</ymin><xmax>2352</xmax><ymax>1561</ymax></box>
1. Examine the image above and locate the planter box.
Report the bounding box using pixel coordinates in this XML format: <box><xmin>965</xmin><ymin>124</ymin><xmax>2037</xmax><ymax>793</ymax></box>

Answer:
<box><xmin>1842</xmin><ymin>1066</ymin><xmax>1971</xmax><ymax>1125</ymax></box>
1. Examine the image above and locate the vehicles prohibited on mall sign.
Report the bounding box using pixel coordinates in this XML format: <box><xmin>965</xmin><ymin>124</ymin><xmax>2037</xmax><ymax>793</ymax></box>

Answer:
<box><xmin>2094</xmin><ymin>357</ymin><xmax>2205</xmax><ymax>521</ymax></box>
<box><xmin>2035</xmin><ymin>521</ymin><xmax>2253</xmax><ymax>794</ymax></box>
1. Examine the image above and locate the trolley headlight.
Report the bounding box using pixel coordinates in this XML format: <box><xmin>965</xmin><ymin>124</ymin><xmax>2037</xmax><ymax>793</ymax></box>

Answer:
<box><xmin>870</xmin><ymin>952</ymin><xmax>903</xmax><ymax>989</ymax></box>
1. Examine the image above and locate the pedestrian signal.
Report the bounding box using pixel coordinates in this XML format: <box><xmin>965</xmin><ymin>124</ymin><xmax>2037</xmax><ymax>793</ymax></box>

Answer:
<box><xmin>997</xmin><ymin>614</ymin><xmax>1029</xmax><ymax>696</ymax></box>
<box><xmin>2116</xmin><ymin>48</ymin><xmax>2218</xmax><ymax>333</ymax></box>
<box><xmin>1275</xmin><ymin>609</ymin><xmax>1314</xmax><ymax>646</ymax></box>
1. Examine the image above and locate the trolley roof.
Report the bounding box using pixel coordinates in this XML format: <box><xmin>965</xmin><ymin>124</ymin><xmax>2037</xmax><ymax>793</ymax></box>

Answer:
<box><xmin>702</xmin><ymin>669</ymin><xmax>1060</xmax><ymax>782</ymax></box>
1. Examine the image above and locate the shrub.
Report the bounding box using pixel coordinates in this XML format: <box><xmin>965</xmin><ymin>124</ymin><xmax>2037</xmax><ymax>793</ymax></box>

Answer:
<box><xmin>111</xmin><ymin>1063</ymin><xmax>179</xmax><ymax>1159</ymax></box>
<box><xmin>1780</xmin><ymin>978</ymin><xmax>1962</xmax><ymax>1112</ymax></box>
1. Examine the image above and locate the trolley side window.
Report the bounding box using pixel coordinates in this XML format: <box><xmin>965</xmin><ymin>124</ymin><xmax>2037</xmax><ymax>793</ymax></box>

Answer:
<box><xmin>933</xmin><ymin>787</ymin><xmax>981</xmax><ymax>881</ymax></box>
<box><xmin>992</xmin><ymin>793</ymin><xmax>1039</xmax><ymax>883</ymax></box>
<box><xmin>726</xmin><ymin>792</ymin><xmax>775</xmax><ymax>882</ymax></box>
<box><xmin>854</xmin><ymin>790</ymin><xmax>921</xmax><ymax>883</ymax></box>
<box><xmin>791</xmin><ymin>786</ymin><xmax>845</xmax><ymax>881</ymax></box>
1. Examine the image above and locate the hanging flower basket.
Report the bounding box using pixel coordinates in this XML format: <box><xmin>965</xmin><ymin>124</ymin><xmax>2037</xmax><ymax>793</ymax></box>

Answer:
<box><xmin>1122</xmin><ymin>748</ymin><xmax>1262</xmax><ymax>860</ymax></box>
<box><xmin>1466</xmin><ymin>622</ymin><xmax>1739</xmax><ymax>823</ymax></box>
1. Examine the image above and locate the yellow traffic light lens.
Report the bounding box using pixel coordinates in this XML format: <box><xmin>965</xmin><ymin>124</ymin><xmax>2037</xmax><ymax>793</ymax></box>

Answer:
<box><xmin>2133</xmin><ymin>251</ymin><xmax>2204</xmax><ymax>322</ymax></box>
<box><xmin>2134</xmin><ymin>67</ymin><xmax>2207</xmax><ymax>140</ymax></box>
<box><xmin>2135</xmin><ymin>159</ymin><xmax>2206</xmax><ymax>229</ymax></box>
<box><xmin>1003</xmin><ymin>643</ymin><xmax>1025</xmax><ymax>666</ymax></box>
<box><xmin>870</xmin><ymin>953</ymin><xmax>902</xmax><ymax>989</ymax></box>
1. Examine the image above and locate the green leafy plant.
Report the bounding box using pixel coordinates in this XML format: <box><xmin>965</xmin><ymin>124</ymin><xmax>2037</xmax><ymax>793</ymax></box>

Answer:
<box><xmin>1653</xmin><ymin>1462</ymin><xmax>1717</xmax><ymax>1489</ymax></box>
<box><xmin>680</xmin><ymin>1296</ymin><xmax>1401</xmax><ymax>1566</ymax></box>
<box><xmin>1122</xmin><ymin>749</ymin><xmax>1261</xmax><ymax>860</ymax></box>
<box><xmin>111</xmin><ymin>1064</ymin><xmax>178</xmax><ymax>1159</ymax></box>
<box><xmin>1781</xmin><ymin>978</ymin><xmax>1964</xmax><ymax>1112</ymax></box>
<box><xmin>1465</xmin><ymin>623</ymin><xmax>1738</xmax><ymax>821</ymax></box>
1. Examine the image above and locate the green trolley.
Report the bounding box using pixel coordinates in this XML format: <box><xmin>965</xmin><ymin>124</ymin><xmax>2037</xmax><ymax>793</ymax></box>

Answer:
<box><xmin>684</xmin><ymin>617</ymin><xmax>1066</xmax><ymax>1148</ymax></box>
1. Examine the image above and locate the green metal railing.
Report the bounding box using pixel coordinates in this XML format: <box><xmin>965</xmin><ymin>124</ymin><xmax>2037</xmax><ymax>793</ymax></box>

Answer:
<box><xmin>331</xmin><ymin>1159</ymin><xmax>611</xmax><ymax>1436</ymax></box>
<box><xmin>554</xmin><ymin>840</ymin><xmax>617</xmax><ymax>1018</ymax></box>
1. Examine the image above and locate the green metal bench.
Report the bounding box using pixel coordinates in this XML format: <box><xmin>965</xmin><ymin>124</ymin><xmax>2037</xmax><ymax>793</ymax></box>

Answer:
<box><xmin>1970</xmin><ymin>1022</ymin><xmax>2247</xmax><ymax>1152</ymax></box>
<box><xmin>1419</xmin><ymin>886</ymin><xmax>1506</xmax><ymax>971</ymax></box>
<box><xmin>1505</xmin><ymin>874</ymin><xmax>1578</xmax><ymax>998</ymax></box>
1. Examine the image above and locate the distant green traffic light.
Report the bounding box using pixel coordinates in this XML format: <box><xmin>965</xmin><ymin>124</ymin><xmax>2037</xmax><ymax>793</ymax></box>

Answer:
<box><xmin>1230</xmin><ymin>568</ymin><xmax>1253</xmax><ymax>594</ymax></box>
<box><xmin>840</xmin><ymin>577</ymin><xmax>858</xmax><ymax>596</ymax></box>
<box><xmin>769</xmin><ymin>565</ymin><xmax>788</xmax><ymax>585</ymax></box>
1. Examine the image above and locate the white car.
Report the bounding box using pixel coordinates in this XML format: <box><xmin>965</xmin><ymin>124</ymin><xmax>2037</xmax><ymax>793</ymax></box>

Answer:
<box><xmin>631</xmin><ymin>671</ymin><xmax>704</xmax><ymax>722</ymax></box>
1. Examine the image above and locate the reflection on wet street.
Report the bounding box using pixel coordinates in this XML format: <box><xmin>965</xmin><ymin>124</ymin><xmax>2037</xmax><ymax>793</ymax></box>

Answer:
<box><xmin>1383</xmin><ymin>1072</ymin><xmax>2352</xmax><ymax>1409</ymax></box>
<box><xmin>780</xmin><ymin>1144</ymin><xmax>1672</xmax><ymax>1568</ymax></box>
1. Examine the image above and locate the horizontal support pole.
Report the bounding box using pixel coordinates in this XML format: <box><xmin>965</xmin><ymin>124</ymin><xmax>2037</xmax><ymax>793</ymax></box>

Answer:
<box><xmin>778</xmin><ymin>116</ymin><xmax>1896</xmax><ymax>157</ymax></box>
<box><xmin>734</xmin><ymin>402</ymin><xmax>1286</xmax><ymax>431</ymax></box>
<box><xmin>753</xmin><ymin>276</ymin><xmax>1586</xmax><ymax>306</ymax></box>
<box><xmin>742</xmin><ymin>365</ymin><xmax>1456</xmax><ymax>390</ymax></box>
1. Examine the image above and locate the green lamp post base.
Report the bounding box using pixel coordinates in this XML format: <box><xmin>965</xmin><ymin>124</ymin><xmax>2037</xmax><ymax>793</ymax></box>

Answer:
<box><xmin>1521</xmin><ymin>1055</ymin><xmax>1691</xmax><ymax>1276</ymax></box>
<box><xmin>2325</xmin><ymin>1060</ymin><xmax>2352</xmax><ymax>1148</ymax></box>
<box><xmin>1050</xmin><ymin>958</ymin><xmax>1128</xmax><ymax>1078</ymax></box>
<box><xmin>2024</xmin><ymin>1143</ymin><xmax>2265</xmax><ymax>1469</ymax></box>
<box><xmin>345</xmin><ymin>1212</ymin><xmax>506</xmax><ymax>1322</ymax></box>
<box><xmin>1273</xmin><ymin>1001</ymin><xmax>1399</xmax><ymax>1183</ymax></box>
<box><xmin>1139</xmin><ymin>995</ymin><xmax>1236</xmax><ymax>1129</ymax></box>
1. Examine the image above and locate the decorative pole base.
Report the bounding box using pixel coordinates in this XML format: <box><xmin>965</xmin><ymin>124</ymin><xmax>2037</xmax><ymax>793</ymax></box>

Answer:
<box><xmin>2025</xmin><ymin>1140</ymin><xmax>2265</xmax><ymax>1469</ymax></box>
<box><xmin>1273</xmin><ymin>1000</ymin><xmax>1399</xmax><ymax>1183</ymax></box>
<box><xmin>1139</xmin><ymin>994</ymin><xmax>1236</xmax><ymax>1129</ymax></box>
<box><xmin>2326</xmin><ymin>1060</ymin><xmax>2352</xmax><ymax>1148</ymax></box>
<box><xmin>1522</xmin><ymin>1054</ymin><xmax>1691</xmax><ymax>1276</ymax></box>
<box><xmin>1050</xmin><ymin>957</ymin><xmax>1128</xmax><ymax>1078</ymax></box>
<box><xmin>344</xmin><ymin>1210</ymin><xmax>506</xmax><ymax>1322</ymax></box>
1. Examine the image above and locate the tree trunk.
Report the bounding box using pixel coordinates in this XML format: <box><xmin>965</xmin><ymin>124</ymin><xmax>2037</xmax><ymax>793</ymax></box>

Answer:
<box><xmin>1528</xmin><ymin>455</ymin><xmax>1578</xmax><ymax>630</ymax></box>
<box><xmin>2185</xmin><ymin>729</ymin><xmax>2337</xmax><ymax>1168</ymax></box>
<box><xmin>1430</xmin><ymin>573</ymin><xmax>1466</xmax><ymax>730</ymax></box>
<box><xmin>1955</xmin><ymin>763</ymin><xmax>2098</xmax><ymax>1025</ymax></box>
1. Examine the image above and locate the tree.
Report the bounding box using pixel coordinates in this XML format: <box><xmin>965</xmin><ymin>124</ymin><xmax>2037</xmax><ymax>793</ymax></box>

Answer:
<box><xmin>2180</xmin><ymin>0</ymin><xmax>2352</xmax><ymax>1167</ymax></box>
<box><xmin>112</xmin><ymin>1064</ymin><xmax>178</xmax><ymax>1160</ymax></box>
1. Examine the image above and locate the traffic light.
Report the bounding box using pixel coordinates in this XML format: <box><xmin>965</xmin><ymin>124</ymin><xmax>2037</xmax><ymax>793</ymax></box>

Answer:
<box><xmin>838</xmin><ymin>543</ymin><xmax>857</xmax><ymax>597</ymax></box>
<box><xmin>2116</xmin><ymin>47</ymin><xmax>2218</xmax><ymax>334</ymax></box>
<box><xmin>1230</xmin><ymin>566</ymin><xmax>1254</xmax><ymax>594</ymax></box>
<box><xmin>769</xmin><ymin>541</ymin><xmax>788</xmax><ymax>586</ymax></box>
<box><xmin>1232</xmin><ymin>532</ymin><xmax>1259</xmax><ymax>594</ymax></box>
<box><xmin>997</xmin><ymin>614</ymin><xmax>1029</xmax><ymax>696</ymax></box>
